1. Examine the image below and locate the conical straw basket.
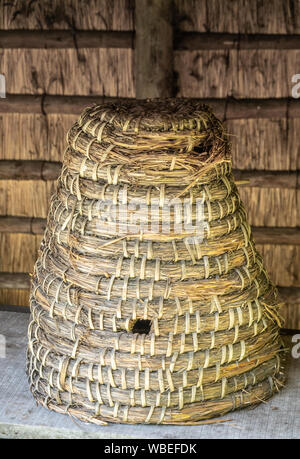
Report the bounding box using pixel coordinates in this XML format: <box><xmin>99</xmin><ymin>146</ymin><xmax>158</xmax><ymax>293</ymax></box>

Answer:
<box><xmin>27</xmin><ymin>99</ymin><xmax>286</xmax><ymax>425</ymax></box>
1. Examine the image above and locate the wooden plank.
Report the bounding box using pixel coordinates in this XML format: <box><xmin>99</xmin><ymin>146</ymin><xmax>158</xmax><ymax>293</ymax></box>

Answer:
<box><xmin>0</xmin><ymin>273</ymin><xmax>30</xmax><ymax>289</ymax></box>
<box><xmin>175</xmin><ymin>33</ymin><xmax>300</xmax><ymax>50</ymax></box>
<box><xmin>2</xmin><ymin>30</ymin><xmax>300</xmax><ymax>50</ymax></box>
<box><xmin>0</xmin><ymin>160</ymin><xmax>298</xmax><ymax>188</ymax></box>
<box><xmin>233</xmin><ymin>170</ymin><xmax>299</xmax><ymax>188</ymax></box>
<box><xmin>0</xmin><ymin>95</ymin><xmax>130</xmax><ymax>114</ymax></box>
<box><xmin>0</xmin><ymin>217</ymin><xmax>45</xmax><ymax>234</ymax></box>
<box><xmin>0</xmin><ymin>160</ymin><xmax>61</xmax><ymax>180</ymax></box>
<box><xmin>279</xmin><ymin>288</ymin><xmax>300</xmax><ymax>304</ymax></box>
<box><xmin>1</xmin><ymin>95</ymin><xmax>300</xmax><ymax>118</ymax></box>
<box><xmin>197</xmin><ymin>98</ymin><xmax>300</xmax><ymax>120</ymax></box>
<box><xmin>252</xmin><ymin>227</ymin><xmax>300</xmax><ymax>245</ymax></box>
<box><xmin>0</xmin><ymin>30</ymin><xmax>134</xmax><ymax>49</ymax></box>
<box><xmin>222</xmin><ymin>98</ymin><xmax>300</xmax><ymax>120</ymax></box>
<box><xmin>135</xmin><ymin>0</ymin><xmax>173</xmax><ymax>98</ymax></box>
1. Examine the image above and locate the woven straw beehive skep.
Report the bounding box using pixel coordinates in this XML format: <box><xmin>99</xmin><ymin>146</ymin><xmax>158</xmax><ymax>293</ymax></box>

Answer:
<box><xmin>27</xmin><ymin>99</ymin><xmax>286</xmax><ymax>425</ymax></box>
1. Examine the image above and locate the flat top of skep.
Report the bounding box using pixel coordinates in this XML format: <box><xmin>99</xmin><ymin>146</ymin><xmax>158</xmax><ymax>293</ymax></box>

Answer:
<box><xmin>78</xmin><ymin>98</ymin><xmax>224</xmax><ymax>134</ymax></box>
<box><xmin>68</xmin><ymin>98</ymin><xmax>231</xmax><ymax>177</ymax></box>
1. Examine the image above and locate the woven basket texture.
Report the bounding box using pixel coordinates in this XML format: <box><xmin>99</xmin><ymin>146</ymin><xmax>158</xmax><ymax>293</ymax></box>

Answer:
<box><xmin>27</xmin><ymin>99</ymin><xmax>286</xmax><ymax>425</ymax></box>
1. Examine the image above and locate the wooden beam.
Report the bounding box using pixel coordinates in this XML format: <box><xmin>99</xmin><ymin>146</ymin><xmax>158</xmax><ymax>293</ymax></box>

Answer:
<box><xmin>0</xmin><ymin>94</ymin><xmax>129</xmax><ymax>114</ymax></box>
<box><xmin>1</xmin><ymin>95</ymin><xmax>299</xmax><ymax>118</ymax></box>
<box><xmin>280</xmin><ymin>327</ymin><xmax>300</xmax><ymax>335</ymax></box>
<box><xmin>175</xmin><ymin>33</ymin><xmax>300</xmax><ymax>50</ymax></box>
<box><xmin>252</xmin><ymin>227</ymin><xmax>300</xmax><ymax>246</ymax></box>
<box><xmin>1</xmin><ymin>30</ymin><xmax>300</xmax><ymax>51</ymax></box>
<box><xmin>233</xmin><ymin>170</ymin><xmax>299</xmax><ymax>189</ymax></box>
<box><xmin>0</xmin><ymin>160</ymin><xmax>299</xmax><ymax>189</ymax></box>
<box><xmin>278</xmin><ymin>287</ymin><xmax>300</xmax><ymax>304</ymax></box>
<box><xmin>135</xmin><ymin>0</ymin><xmax>173</xmax><ymax>98</ymax></box>
<box><xmin>0</xmin><ymin>273</ymin><xmax>30</xmax><ymax>289</ymax></box>
<box><xmin>0</xmin><ymin>216</ymin><xmax>299</xmax><ymax>245</ymax></box>
<box><xmin>202</xmin><ymin>98</ymin><xmax>300</xmax><ymax>120</ymax></box>
<box><xmin>0</xmin><ymin>30</ymin><xmax>134</xmax><ymax>49</ymax></box>
<box><xmin>0</xmin><ymin>216</ymin><xmax>46</xmax><ymax>234</ymax></box>
<box><xmin>0</xmin><ymin>160</ymin><xmax>61</xmax><ymax>180</ymax></box>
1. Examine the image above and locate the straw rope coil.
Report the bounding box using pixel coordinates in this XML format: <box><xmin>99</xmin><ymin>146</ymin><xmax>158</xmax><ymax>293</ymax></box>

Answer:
<box><xmin>27</xmin><ymin>99</ymin><xmax>286</xmax><ymax>425</ymax></box>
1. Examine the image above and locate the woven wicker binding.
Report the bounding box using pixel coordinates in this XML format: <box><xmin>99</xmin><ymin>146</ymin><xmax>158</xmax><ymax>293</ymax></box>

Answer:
<box><xmin>27</xmin><ymin>99</ymin><xmax>286</xmax><ymax>425</ymax></box>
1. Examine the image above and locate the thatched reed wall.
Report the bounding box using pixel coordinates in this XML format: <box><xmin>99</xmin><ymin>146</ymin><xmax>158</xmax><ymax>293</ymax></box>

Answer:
<box><xmin>0</xmin><ymin>0</ymin><xmax>299</xmax><ymax>330</ymax></box>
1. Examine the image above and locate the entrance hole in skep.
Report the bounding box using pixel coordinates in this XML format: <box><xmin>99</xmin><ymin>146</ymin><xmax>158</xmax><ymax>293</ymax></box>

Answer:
<box><xmin>131</xmin><ymin>319</ymin><xmax>152</xmax><ymax>335</ymax></box>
